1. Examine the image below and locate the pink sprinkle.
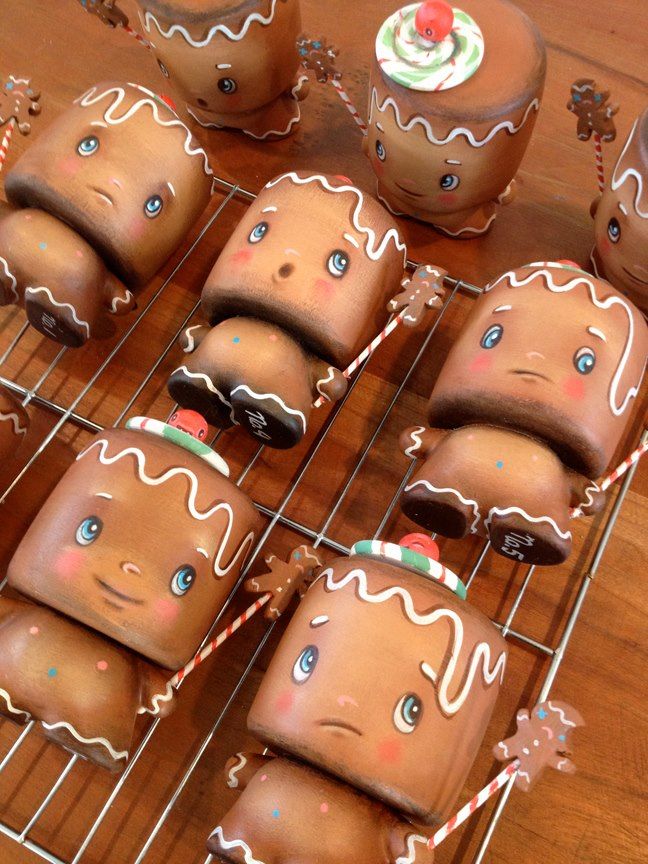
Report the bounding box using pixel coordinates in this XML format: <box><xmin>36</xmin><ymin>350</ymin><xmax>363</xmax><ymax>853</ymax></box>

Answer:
<box><xmin>29</xmin><ymin>626</ymin><xmax>39</xmax><ymax>635</ymax></box>
<box><xmin>24</xmin><ymin>214</ymin><xmax>32</xmax><ymax>221</ymax></box>
<box><xmin>320</xmin><ymin>803</ymin><xmax>329</xmax><ymax>813</ymax></box>
<box><xmin>467</xmin><ymin>433</ymin><xmax>474</xmax><ymax>441</ymax></box>
<box><xmin>96</xmin><ymin>660</ymin><xmax>108</xmax><ymax>671</ymax></box>
<box><xmin>260</xmin><ymin>774</ymin><xmax>268</xmax><ymax>782</ymax></box>
<box><xmin>268</xmin><ymin>333</ymin><xmax>278</xmax><ymax>342</ymax></box>
<box><xmin>75</xmin><ymin>250</ymin><xmax>84</xmax><ymax>258</ymax></box>
<box><xmin>531</xmin><ymin>454</ymin><xmax>538</xmax><ymax>462</ymax></box>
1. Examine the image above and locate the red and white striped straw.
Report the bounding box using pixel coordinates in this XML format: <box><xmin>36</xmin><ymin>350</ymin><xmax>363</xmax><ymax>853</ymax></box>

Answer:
<box><xmin>169</xmin><ymin>593</ymin><xmax>271</xmax><ymax>687</ymax></box>
<box><xmin>122</xmin><ymin>23</ymin><xmax>152</xmax><ymax>49</ymax></box>
<box><xmin>313</xmin><ymin>311</ymin><xmax>405</xmax><ymax>409</ymax></box>
<box><xmin>0</xmin><ymin>118</ymin><xmax>16</xmax><ymax>175</ymax></box>
<box><xmin>330</xmin><ymin>78</ymin><xmax>367</xmax><ymax>135</ymax></box>
<box><xmin>571</xmin><ymin>438</ymin><xmax>648</xmax><ymax>518</ymax></box>
<box><xmin>428</xmin><ymin>760</ymin><xmax>519</xmax><ymax>849</ymax></box>
<box><xmin>593</xmin><ymin>132</ymin><xmax>605</xmax><ymax>192</ymax></box>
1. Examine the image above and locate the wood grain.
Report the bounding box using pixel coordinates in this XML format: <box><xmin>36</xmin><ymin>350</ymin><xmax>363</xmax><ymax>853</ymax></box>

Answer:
<box><xmin>0</xmin><ymin>1</ymin><xmax>646</xmax><ymax>863</ymax></box>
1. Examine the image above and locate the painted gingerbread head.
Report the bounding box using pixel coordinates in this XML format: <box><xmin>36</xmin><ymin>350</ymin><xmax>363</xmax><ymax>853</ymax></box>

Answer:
<box><xmin>7</xmin><ymin>417</ymin><xmax>261</xmax><ymax>670</ymax></box>
<box><xmin>4</xmin><ymin>81</ymin><xmax>212</xmax><ymax>286</ymax></box>
<box><xmin>136</xmin><ymin>0</ymin><xmax>306</xmax><ymax>138</ymax></box>
<box><xmin>365</xmin><ymin>0</ymin><xmax>546</xmax><ymax>236</ymax></box>
<box><xmin>201</xmin><ymin>171</ymin><xmax>407</xmax><ymax>367</ymax></box>
<box><xmin>248</xmin><ymin>540</ymin><xmax>507</xmax><ymax>824</ymax></box>
<box><xmin>592</xmin><ymin>108</ymin><xmax>648</xmax><ymax>312</ymax></box>
<box><xmin>427</xmin><ymin>262</ymin><xmax>648</xmax><ymax>477</ymax></box>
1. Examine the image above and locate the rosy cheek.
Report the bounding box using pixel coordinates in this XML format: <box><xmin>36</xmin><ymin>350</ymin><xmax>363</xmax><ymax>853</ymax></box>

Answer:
<box><xmin>371</xmin><ymin>157</ymin><xmax>385</xmax><ymax>177</ymax></box>
<box><xmin>314</xmin><ymin>278</ymin><xmax>334</xmax><ymax>295</ymax></box>
<box><xmin>58</xmin><ymin>156</ymin><xmax>82</xmax><ymax>176</ymax></box>
<box><xmin>54</xmin><ymin>549</ymin><xmax>86</xmax><ymax>580</ymax></box>
<box><xmin>275</xmin><ymin>690</ymin><xmax>294</xmax><ymax>714</ymax></box>
<box><xmin>153</xmin><ymin>598</ymin><xmax>181</xmax><ymax>624</ymax></box>
<box><xmin>438</xmin><ymin>192</ymin><xmax>456</xmax><ymax>204</ymax></box>
<box><xmin>469</xmin><ymin>353</ymin><xmax>492</xmax><ymax>373</ymax></box>
<box><xmin>377</xmin><ymin>736</ymin><xmax>403</xmax><ymax>764</ymax></box>
<box><xmin>231</xmin><ymin>248</ymin><xmax>253</xmax><ymax>267</ymax></box>
<box><xmin>599</xmin><ymin>236</ymin><xmax>612</xmax><ymax>254</ymax></box>
<box><xmin>129</xmin><ymin>218</ymin><xmax>149</xmax><ymax>240</ymax></box>
<box><xmin>563</xmin><ymin>375</ymin><xmax>586</xmax><ymax>401</ymax></box>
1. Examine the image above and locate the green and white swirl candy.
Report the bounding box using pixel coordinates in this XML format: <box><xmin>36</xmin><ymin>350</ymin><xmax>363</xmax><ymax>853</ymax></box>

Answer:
<box><xmin>376</xmin><ymin>3</ymin><xmax>484</xmax><ymax>92</ymax></box>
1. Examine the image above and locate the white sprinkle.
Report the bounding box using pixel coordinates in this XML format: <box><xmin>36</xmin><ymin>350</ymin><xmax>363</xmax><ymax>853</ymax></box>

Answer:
<box><xmin>261</xmin><ymin>206</ymin><xmax>277</xmax><ymax>213</ymax></box>
<box><xmin>445</xmin><ymin>159</ymin><xmax>462</xmax><ymax>165</ymax></box>
<box><xmin>310</xmin><ymin>615</ymin><xmax>329</xmax><ymax>627</ymax></box>
<box><xmin>167</xmin><ymin>181</ymin><xmax>176</xmax><ymax>197</ymax></box>
<box><xmin>196</xmin><ymin>547</ymin><xmax>209</xmax><ymax>558</ymax></box>
<box><xmin>343</xmin><ymin>233</ymin><xmax>360</xmax><ymax>248</ymax></box>
<box><xmin>587</xmin><ymin>326</ymin><xmax>607</xmax><ymax>342</ymax></box>
<box><xmin>96</xmin><ymin>492</ymin><xmax>113</xmax><ymax>499</ymax></box>
<box><xmin>494</xmin><ymin>304</ymin><xmax>512</xmax><ymax>313</ymax></box>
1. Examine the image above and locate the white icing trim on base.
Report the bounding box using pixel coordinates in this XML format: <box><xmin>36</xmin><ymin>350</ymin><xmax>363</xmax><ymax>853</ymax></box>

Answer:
<box><xmin>404</xmin><ymin>479</ymin><xmax>481</xmax><ymax>534</ymax></box>
<box><xmin>483</xmin><ymin>505</ymin><xmax>571</xmax><ymax>541</ymax></box>
<box><xmin>434</xmin><ymin>212</ymin><xmax>497</xmax><ymax>237</ymax></box>
<box><xmin>242</xmin><ymin>75</ymin><xmax>309</xmax><ymax>141</ymax></box>
<box><xmin>41</xmin><ymin>720</ymin><xmax>128</xmax><ymax>762</ymax></box>
<box><xmin>314</xmin><ymin>366</ymin><xmax>337</xmax><ymax>400</ymax></box>
<box><xmin>0</xmin><ymin>411</ymin><xmax>27</xmax><ymax>436</ymax></box>
<box><xmin>143</xmin><ymin>1</ymin><xmax>281</xmax><ymax>47</ymax></box>
<box><xmin>0</xmin><ymin>256</ymin><xmax>19</xmax><ymax>302</ymax></box>
<box><xmin>396</xmin><ymin>833</ymin><xmax>430</xmax><ymax>864</ymax></box>
<box><xmin>24</xmin><ymin>286</ymin><xmax>90</xmax><ymax>338</ymax></box>
<box><xmin>403</xmin><ymin>426</ymin><xmax>426</xmax><ymax>458</ymax></box>
<box><xmin>209</xmin><ymin>826</ymin><xmax>266</xmax><ymax>864</ymax></box>
<box><xmin>171</xmin><ymin>365</ymin><xmax>235</xmax><ymax>423</ymax></box>
<box><xmin>226</xmin><ymin>752</ymin><xmax>248</xmax><ymax>788</ymax></box>
<box><xmin>137</xmin><ymin>681</ymin><xmax>175</xmax><ymax>716</ymax></box>
<box><xmin>182</xmin><ymin>324</ymin><xmax>204</xmax><ymax>353</ymax></box>
<box><xmin>109</xmin><ymin>290</ymin><xmax>133</xmax><ymax>313</ymax></box>
<box><xmin>230</xmin><ymin>384</ymin><xmax>307</xmax><ymax>434</ymax></box>
<box><xmin>0</xmin><ymin>687</ymin><xmax>31</xmax><ymax>720</ymax></box>
<box><xmin>611</xmin><ymin>118</ymin><xmax>648</xmax><ymax>218</ymax></box>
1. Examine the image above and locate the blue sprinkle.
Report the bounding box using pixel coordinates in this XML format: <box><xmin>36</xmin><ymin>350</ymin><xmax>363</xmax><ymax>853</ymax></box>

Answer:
<box><xmin>558</xmin><ymin>734</ymin><xmax>566</xmax><ymax>742</ymax></box>
<box><xmin>232</xmin><ymin>336</ymin><xmax>240</xmax><ymax>344</ymax></box>
<box><xmin>495</xmin><ymin>460</ymin><xmax>504</xmax><ymax>470</ymax></box>
<box><xmin>47</xmin><ymin>667</ymin><xmax>57</xmax><ymax>678</ymax></box>
<box><xmin>537</xmin><ymin>708</ymin><xmax>547</xmax><ymax>720</ymax></box>
<box><xmin>38</xmin><ymin>242</ymin><xmax>47</xmax><ymax>251</ymax></box>
<box><xmin>313</xmin><ymin>41</ymin><xmax>322</xmax><ymax>49</ymax></box>
<box><xmin>6</xmin><ymin>82</ymin><xmax>13</xmax><ymax>90</ymax></box>
<box><xmin>594</xmin><ymin>94</ymin><xmax>602</xmax><ymax>102</ymax></box>
<box><xmin>294</xmin><ymin>551</ymin><xmax>301</xmax><ymax>560</ymax></box>
<box><xmin>272</xmin><ymin>809</ymin><xmax>280</xmax><ymax>819</ymax></box>
<box><xmin>299</xmin><ymin>48</ymin><xmax>307</xmax><ymax>55</ymax></box>
<box><xmin>572</xmin><ymin>93</ymin><xmax>581</xmax><ymax>102</ymax></box>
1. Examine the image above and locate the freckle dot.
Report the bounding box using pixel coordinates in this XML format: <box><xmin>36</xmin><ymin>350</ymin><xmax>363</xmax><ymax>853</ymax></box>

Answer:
<box><xmin>38</xmin><ymin>242</ymin><xmax>47</xmax><ymax>251</ymax></box>
<box><xmin>97</xmin><ymin>660</ymin><xmax>108</xmax><ymax>671</ymax></box>
<box><xmin>260</xmin><ymin>774</ymin><xmax>268</xmax><ymax>782</ymax></box>
<box><xmin>320</xmin><ymin>803</ymin><xmax>329</xmax><ymax>814</ymax></box>
<box><xmin>272</xmin><ymin>809</ymin><xmax>280</xmax><ymax>819</ymax></box>
<box><xmin>47</xmin><ymin>667</ymin><xmax>57</xmax><ymax>678</ymax></box>
<box><xmin>29</xmin><ymin>626</ymin><xmax>39</xmax><ymax>635</ymax></box>
<box><xmin>232</xmin><ymin>336</ymin><xmax>240</xmax><ymax>344</ymax></box>
<box><xmin>24</xmin><ymin>213</ymin><xmax>32</xmax><ymax>221</ymax></box>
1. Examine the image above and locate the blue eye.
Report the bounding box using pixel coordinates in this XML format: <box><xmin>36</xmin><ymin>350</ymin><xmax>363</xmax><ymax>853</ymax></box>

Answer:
<box><xmin>574</xmin><ymin>347</ymin><xmax>596</xmax><ymax>375</ymax></box>
<box><xmin>393</xmin><ymin>693</ymin><xmax>423</xmax><ymax>734</ymax></box>
<box><xmin>376</xmin><ymin>140</ymin><xmax>386</xmax><ymax>162</ymax></box>
<box><xmin>144</xmin><ymin>195</ymin><xmax>163</xmax><ymax>219</ymax></box>
<box><xmin>607</xmin><ymin>217</ymin><xmax>620</xmax><ymax>243</ymax></box>
<box><xmin>481</xmin><ymin>324</ymin><xmax>503</xmax><ymax>349</ymax></box>
<box><xmin>170</xmin><ymin>564</ymin><xmax>196</xmax><ymax>596</ymax></box>
<box><xmin>218</xmin><ymin>77</ymin><xmax>237</xmax><ymax>94</ymax></box>
<box><xmin>440</xmin><ymin>174</ymin><xmax>460</xmax><ymax>190</ymax></box>
<box><xmin>77</xmin><ymin>136</ymin><xmax>99</xmax><ymax>156</ymax></box>
<box><xmin>327</xmin><ymin>250</ymin><xmax>350</xmax><ymax>278</ymax></box>
<box><xmin>76</xmin><ymin>516</ymin><xmax>103</xmax><ymax>546</ymax></box>
<box><xmin>248</xmin><ymin>221</ymin><xmax>269</xmax><ymax>244</ymax></box>
<box><xmin>292</xmin><ymin>645</ymin><xmax>319</xmax><ymax>684</ymax></box>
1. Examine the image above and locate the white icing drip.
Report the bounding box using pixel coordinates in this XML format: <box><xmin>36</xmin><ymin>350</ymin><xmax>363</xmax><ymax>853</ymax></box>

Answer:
<box><xmin>317</xmin><ymin>567</ymin><xmax>506</xmax><ymax>716</ymax></box>
<box><xmin>314</xmin><ymin>367</ymin><xmax>337</xmax><ymax>400</ymax></box>
<box><xmin>547</xmin><ymin>700</ymin><xmax>577</xmax><ymax>728</ymax></box>
<box><xmin>572</xmin><ymin>481</ymin><xmax>601</xmax><ymax>518</ymax></box>
<box><xmin>396</xmin><ymin>834</ymin><xmax>429</xmax><ymax>864</ymax></box>
<box><xmin>0</xmin><ymin>687</ymin><xmax>31</xmax><ymax>720</ymax></box>
<box><xmin>483</xmin><ymin>506</ymin><xmax>571</xmax><ymax>541</ymax></box>
<box><xmin>404</xmin><ymin>426</ymin><xmax>426</xmax><ymax>458</ymax></box>
<box><xmin>0</xmin><ymin>256</ymin><xmax>18</xmax><ymax>301</ymax></box>
<box><xmin>209</xmin><ymin>826</ymin><xmax>266</xmax><ymax>864</ymax></box>
<box><xmin>435</xmin><ymin>212</ymin><xmax>497</xmax><ymax>236</ymax></box>
<box><xmin>142</xmin><ymin>0</ymin><xmax>280</xmax><ymax>47</ymax></box>
<box><xmin>243</xmin><ymin>76</ymin><xmax>309</xmax><ymax>141</ymax></box>
<box><xmin>611</xmin><ymin>118</ymin><xmax>647</xmax><ymax>218</ymax></box>
<box><xmin>404</xmin><ymin>479</ymin><xmax>481</xmax><ymax>534</ymax></box>
<box><xmin>77</xmin><ymin>438</ymin><xmax>255</xmax><ymax>578</ymax></box>
<box><xmin>264</xmin><ymin>173</ymin><xmax>407</xmax><ymax>264</ymax></box>
<box><xmin>137</xmin><ymin>681</ymin><xmax>174</xmax><ymax>716</ymax></box>
<box><xmin>182</xmin><ymin>325</ymin><xmax>204</xmax><ymax>353</ymax></box>
<box><xmin>75</xmin><ymin>84</ymin><xmax>212</xmax><ymax>176</ymax></box>
<box><xmin>110</xmin><ymin>289</ymin><xmax>133</xmax><ymax>313</ymax></box>
<box><xmin>226</xmin><ymin>752</ymin><xmax>248</xmax><ymax>788</ymax></box>
<box><xmin>171</xmin><ymin>365</ymin><xmax>235</xmax><ymax>421</ymax></box>
<box><xmin>370</xmin><ymin>87</ymin><xmax>541</xmax><ymax>148</ymax></box>
<box><xmin>41</xmin><ymin>720</ymin><xmax>128</xmax><ymax>762</ymax></box>
<box><xmin>485</xmin><ymin>265</ymin><xmax>643</xmax><ymax>417</ymax></box>
<box><xmin>0</xmin><ymin>411</ymin><xmax>27</xmax><ymax>436</ymax></box>
<box><xmin>230</xmin><ymin>384</ymin><xmax>307</xmax><ymax>433</ymax></box>
<box><xmin>24</xmin><ymin>286</ymin><xmax>91</xmax><ymax>338</ymax></box>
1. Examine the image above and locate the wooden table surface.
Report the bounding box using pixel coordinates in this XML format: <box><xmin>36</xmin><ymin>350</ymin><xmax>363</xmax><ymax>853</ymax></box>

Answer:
<box><xmin>0</xmin><ymin>1</ymin><xmax>646</xmax><ymax>863</ymax></box>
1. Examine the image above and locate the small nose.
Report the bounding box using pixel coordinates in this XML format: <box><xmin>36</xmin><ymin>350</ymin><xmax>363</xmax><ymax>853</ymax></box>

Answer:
<box><xmin>277</xmin><ymin>263</ymin><xmax>294</xmax><ymax>279</ymax></box>
<box><xmin>337</xmin><ymin>695</ymin><xmax>359</xmax><ymax>708</ymax></box>
<box><xmin>526</xmin><ymin>351</ymin><xmax>545</xmax><ymax>360</ymax></box>
<box><xmin>121</xmin><ymin>561</ymin><xmax>142</xmax><ymax>576</ymax></box>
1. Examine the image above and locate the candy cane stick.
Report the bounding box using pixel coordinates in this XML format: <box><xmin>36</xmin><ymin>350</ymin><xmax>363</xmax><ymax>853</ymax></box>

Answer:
<box><xmin>313</xmin><ymin>311</ymin><xmax>406</xmax><ymax>409</ymax></box>
<box><xmin>593</xmin><ymin>132</ymin><xmax>605</xmax><ymax>192</ymax></box>
<box><xmin>428</xmin><ymin>761</ymin><xmax>519</xmax><ymax>849</ymax></box>
<box><xmin>329</xmin><ymin>78</ymin><xmax>367</xmax><ymax>135</ymax></box>
<box><xmin>0</xmin><ymin>118</ymin><xmax>15</xmax><ymax>175</ymax></box>
<box><xmin>122</xmin><ymin>22</ymin><xmax>152</xmax><ymax>49</ymax></box>
<box><xmin>571</xmin><ymin>437</ymin><xmax>648</xmax><ymax>518</ymax></box>
<box><xmin>170</xmin><ymin>593</ymin><xmax>271</xmax><ymax>686</ymax></box>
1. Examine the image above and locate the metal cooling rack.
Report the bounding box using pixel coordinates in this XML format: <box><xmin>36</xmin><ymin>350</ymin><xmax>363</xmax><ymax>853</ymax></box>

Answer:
<box><xmin>0</xmin><ymin>177</ymin><xmax>644</xmax><ymax>864</ymax></box>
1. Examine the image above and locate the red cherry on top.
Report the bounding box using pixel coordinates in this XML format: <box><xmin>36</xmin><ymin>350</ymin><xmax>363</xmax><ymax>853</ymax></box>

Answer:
<box><xmin>399</xmin><ymin>533</ymin><xmax>440</xmax><ymax>561</ymax></box>
<box><xmin>415</xmin><ymin>0</ymin><xmax>454</xmax><ymax>42</ymax></box>
<box><xmin>169</xmin><ymin>409</ymin><xmax>208</xmax><ymax>441</ymax></box>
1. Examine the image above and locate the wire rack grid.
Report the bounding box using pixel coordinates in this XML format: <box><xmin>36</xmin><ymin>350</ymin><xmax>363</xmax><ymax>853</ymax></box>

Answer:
<box><xmin>0</xmin><ymin>176</ymin><xmax>643</xmax><ymax>864</ymax></box>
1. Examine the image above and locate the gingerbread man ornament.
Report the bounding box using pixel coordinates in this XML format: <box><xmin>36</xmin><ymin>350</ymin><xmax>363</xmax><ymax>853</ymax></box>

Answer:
<box><xmin>0</xmin><ymin>76</ymin><xmax>41</xmax><ymax>135</ymax></box>
<box><xmin>567</xmin><ymin>79</ymin><xmax>618</xmax><ymax>143</ymax></box>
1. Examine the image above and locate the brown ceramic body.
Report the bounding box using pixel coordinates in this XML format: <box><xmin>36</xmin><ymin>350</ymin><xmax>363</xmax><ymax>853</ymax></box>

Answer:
<box><xmin>0</xmin><ymin>81</ymin><xmax>212</xmax><ymax>344</ymax></box>
<box><xmin>137</xmin><ymin>0</ymin><xmax>307</xmax><ymax>139</ymax></box>
<box><xmin>169</xmin><ymin>172</ymin><xmax>406</xmax><ymax>447</ymax></box>
<box><xmin>8</xmin><ymin>426</ymin><xmax>261</xmax><ymax>669</ymax></box>
<box><xmin>399</xmin><ymin>263</ymin><xmax>648</xmax><ymax>564</ymax></box>
<box><xmin>247</xmin><ymin>553</ymin><xmax>507</xmax><ymax>825</ymax></box>
<box><xmin>592</xmin><ymin>108</ymin><xmax>648</xmax><ymax>312</ymax></box>
<box><xmin>0</xmin><ymin>385</ymin><xmax>28</xmax><ymax>461</ymax></box>
<box><xmin>365</xmin><ymin>0</ymin><xmax>546</xmax><ymax>236</ymax></box>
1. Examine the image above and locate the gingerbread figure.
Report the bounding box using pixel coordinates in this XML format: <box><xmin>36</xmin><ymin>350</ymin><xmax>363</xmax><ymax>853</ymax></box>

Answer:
<box><xmin>399</xmin><ymin>261</ymin><xmax>648</xmax><ymax>565</ymax></box>
<box><xmin>209</xmin><ymin>537</ymin><xmax>507</xmax><ymax>863</ymax></box>
<box><xmin>0</xmin><ymin>414</ymin><xmax>261</xmax><ymax>769</ymax></box>
<box><xmin>0</xmin><ymin>81</ymin><xmax>212</xmax><ymax>346</ymax></box>
<box><xmin>0</xmin><ymin>75</ymin><xmax>41</xmax><ymax>135</ymax></box>
<box><xmin>567</xmin><ymin>79</ymin><xmax>618</xmax><ymax>143</ymax></box>
<box><xmin>591</xmin><ymin>107</ymin><xmax>648</xmax><ymax>312</ymax></box>
<box><xmin>134</xmin><ymin>0</ymin><xmax>309</xmax><ymax>140</ymax></box>
<box><xmin>168</xmin><ymin>171</ymin><xmax>445</xmax><ymax>448</ymax></box>
<box><xmin>0</xmin><ymin>385</ymin><xmax>28</xmax><ymax>462</ymax></box>
<box><xmin>364</xmin><ymin>0</ymin><xmax>546</xmax><ymax>237</ymax></box>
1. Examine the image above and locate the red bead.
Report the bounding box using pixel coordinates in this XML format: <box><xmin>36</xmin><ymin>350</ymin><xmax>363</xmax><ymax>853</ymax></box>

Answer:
<box><xmin>415</xmin><ymin>0</ymin><xmax>454</xmax><ymax>42</ymax></box>
<box><xmin>399</xmin><ymin>533</ymin><xmax>440</xmax><ymax>560</ymax></box>
<box><xmin>168</xmin><ymin>409</ymin><xmax>209</xmax><ymax>440</ymax></box>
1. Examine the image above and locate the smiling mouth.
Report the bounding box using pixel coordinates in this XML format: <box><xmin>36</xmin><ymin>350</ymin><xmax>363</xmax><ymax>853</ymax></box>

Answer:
<box><xmin>511</xmin><ymin>369</ymin><xmax>551</xmax><ymax>382</ymax></box>
<box><xmin>317</xmin><ymin>719</ymin><xmax>362</xmax><ymax>736</ymax></box>
<box><xmin>622</xmin><ymin>267</ymin><xmax>648</xmax><ymax>285</ymax></box>
<box><xmin>95</xmin><ymin>576</ymin><xmax>144</xmax><ymax>605</ymax></box>
<box><xmin>91</xmin><ymin>187</ymin><xmax>114</xmax><ymax>206</ymax></box>
<box><xmin>395</xmin><ymin>182</ymin><xmax>423</xmax><ymax>197</ymax></box>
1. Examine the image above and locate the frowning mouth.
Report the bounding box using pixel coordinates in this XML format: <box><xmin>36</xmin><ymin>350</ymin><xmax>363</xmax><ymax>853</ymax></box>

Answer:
<box><xmin>95</xmin><ymin>576</ymin><xmax>144</xmax><ymax>605</ymax></box>
<box><xmin>317</xmin><ymin>719</ymin><xmax>362</xmax><ymax>736</ymax></box>
<box><xmin>91</xmin><ymin>187</ymin><xmax>114</xmax><ymax>206</ymax></box>
<box><xmin>395</xmin><ymin>182</ymin><xmax>423</xmax><ymax>197</ymax></box>
<box><xmin>511</xmin><ymin>369</ymin><xmax>551</xmax><ymax>382</ymax></box>
<box><xmin>622</xmin><ymin>267</ymin><xmax>648</xmax><ymax>285</ymax></box>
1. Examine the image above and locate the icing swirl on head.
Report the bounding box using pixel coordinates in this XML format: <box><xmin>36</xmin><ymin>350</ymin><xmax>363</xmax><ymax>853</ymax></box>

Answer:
<box><xmin>611</xmin><ymin>116</ymin><xmax>648</xmax><ymax>219</ymax></box>
<box><xmin>263</xmin><ymin>172</ymin><xmax>407</xmax><ymax>264</ymax></box>
<box><xmin>142</xmin><ymin>0</ymin><xmax>280</xmax><ymax>47</ymax></box>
